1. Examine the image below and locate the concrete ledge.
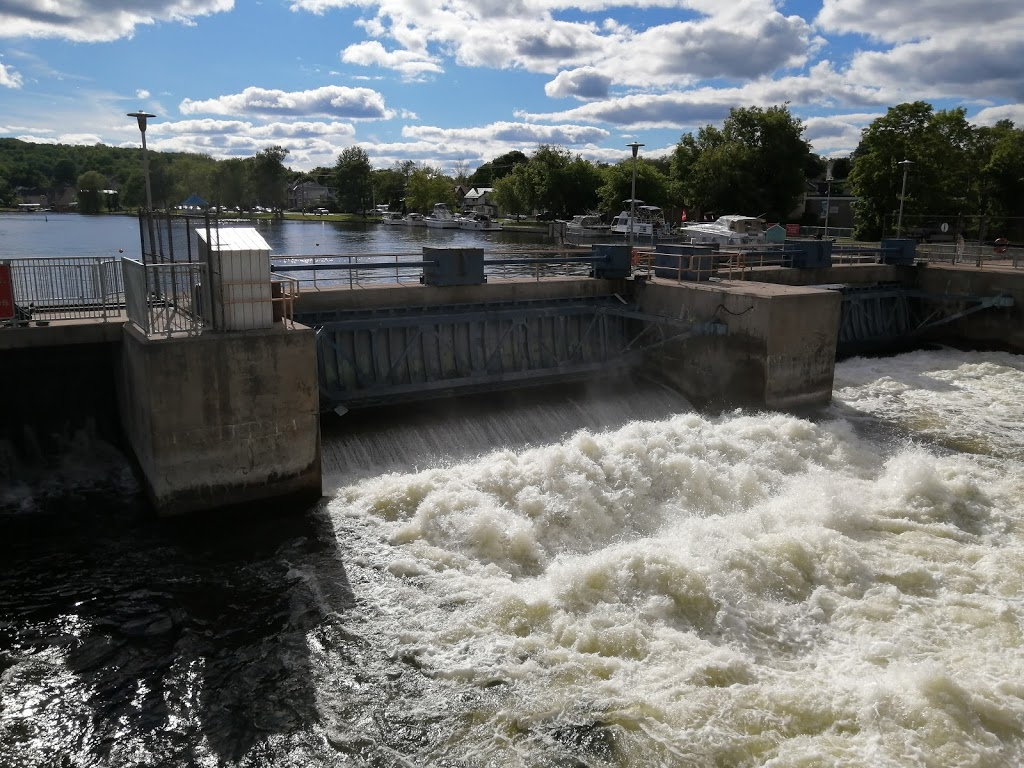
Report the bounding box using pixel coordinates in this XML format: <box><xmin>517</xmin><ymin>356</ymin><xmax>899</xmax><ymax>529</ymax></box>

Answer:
<box><xmin>0</xmin><ymin>316</ymin><xmax>127</xmax><ymax>351</ymax></box>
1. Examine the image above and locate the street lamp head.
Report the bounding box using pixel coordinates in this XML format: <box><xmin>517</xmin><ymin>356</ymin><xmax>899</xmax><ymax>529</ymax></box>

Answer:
<box><xmin>127</xmin><ymin>111</ymin><xmax>156</xmax><ymax>133</ymax></box>
<box><xmin>626</xmin><ymin>141</ymin><xmax>645</xmax><ymax>159</ymax></box>
<box><xmin>898</xmin><ymin>159</ymin><xmax>913</xmax><ymax>169</ymax></box>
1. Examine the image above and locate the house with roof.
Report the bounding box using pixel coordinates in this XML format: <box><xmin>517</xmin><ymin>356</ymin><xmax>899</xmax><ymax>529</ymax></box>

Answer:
<box><xmin>287</xmin><ymin>179</ymin><xmax>334</xmax><ymax>211</ymax></box>
<box><xmin>461</xmin><ymin>187</ymin><xmax>496</xmax><ymax>217</ymax></box>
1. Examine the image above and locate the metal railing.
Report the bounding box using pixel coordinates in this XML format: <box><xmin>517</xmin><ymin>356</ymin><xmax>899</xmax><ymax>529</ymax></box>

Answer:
<box><xmin>916</xmin><ymin>242</ymin><xmax>1022</xmax><ymax>268</ymax></box>
<box><xmin>1</xmin><ymin>257</ymin><xmax>123</xmax><ymax>323</ymax></box>
<box><xmin>270</xmin><ymin>247</ymin><xmax>599</xmax><ymax>289</ymax></box>
<box><xmin>122</xmin><ymin>259</ymin><xmax>208</xmax><ymax>338</ymax></box>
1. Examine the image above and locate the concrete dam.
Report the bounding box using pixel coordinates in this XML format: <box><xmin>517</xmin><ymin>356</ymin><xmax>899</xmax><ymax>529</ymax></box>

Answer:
<box><xmin>2</xmin><ymin>229</ymin><xmax>1020</xmax><ymax>517</ymax></box>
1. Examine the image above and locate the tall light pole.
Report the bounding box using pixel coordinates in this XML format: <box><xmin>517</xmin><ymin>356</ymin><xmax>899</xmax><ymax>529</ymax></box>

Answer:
<box><xmin>127</xmin><ymin>111</ymin><xmax>156</xmax><ymax>213</ymax></box>
<box><xmin>896</xmin><ymin>159</ymin><xmax>913</xmax><ymax>237</ymax></box>
<box><xmin>128</xmin><ymin>111</ymin><xmax>157</xmax><ymax>262</ymax></box>
<box><xmin>626</xmin><ymin>141</ymin><xmax>644</xmax><ymax>245</ymax></box>
<box><xmin>823</xmin><ymin>177</ymin><xmax>832</xmax><ymax>240</ymax></box>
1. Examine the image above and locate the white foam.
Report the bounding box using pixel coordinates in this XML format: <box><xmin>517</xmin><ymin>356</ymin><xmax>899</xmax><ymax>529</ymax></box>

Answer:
<box><xmin>323</xmin><ymin>349</ymin><xmax>1024</xmax><ymax>764</ymax></box>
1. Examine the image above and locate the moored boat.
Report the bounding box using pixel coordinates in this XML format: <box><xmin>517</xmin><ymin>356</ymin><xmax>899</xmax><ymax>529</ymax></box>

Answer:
<box><xmin>458</xmin><ymin>213</ymin><xmax>502</xmax><ymax>231</ymax></box>
<box><xmin>563</xmin><ymin>214</ymin><xmax>610</xmax><ymax>238</ymax></box>
<box><xmin>679</xmin><ymin>214</ymin><xmax>766</xmax><ymax>245</ymax></box>
<box><xmin>402</xmin><ymin>213</ymin><xmax>426</xmax><ymax>226</ymax></box>
<box><xmin>424</xmin><ymin>203</ymin><xmax>461</xmax><ymax>229</ymax></box>
<box><xmin>380</xmin><ymin>211</ymin><xmax>405</xmax><ymax>225</ymax></box>
<box><xmin>609</xmin><ymin>201</ymin><xmax>674</xmax><ymax>239</ymax></box>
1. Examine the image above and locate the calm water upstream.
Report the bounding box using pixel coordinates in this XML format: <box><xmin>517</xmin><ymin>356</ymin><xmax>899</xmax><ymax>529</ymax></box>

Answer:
<box><xmin>2</xmin><ymin>348</ymin><xmax>1023</xmax><ymax>766</ymax></box>
<box><xmin>0</xmin><ymin>212</ymin><xmax>554</xmax><ymax>260</ymax></box>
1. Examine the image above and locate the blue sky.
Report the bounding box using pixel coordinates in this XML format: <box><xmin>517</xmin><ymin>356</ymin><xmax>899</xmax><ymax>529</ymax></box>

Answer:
<box><xmin>1</xmin><ymin>0</ymin><xmax>1022</xmax><ymax>174</ymax></box>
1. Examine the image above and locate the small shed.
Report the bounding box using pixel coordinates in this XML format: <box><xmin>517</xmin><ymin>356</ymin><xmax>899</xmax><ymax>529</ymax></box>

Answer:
<box><xmin>196</xmin><ymin>227</ymin><xmax>272</xmax><ymax>331</ymax></box>
<box><xmin>765</xmin><ymin>223</ymin><xmax>787</xmax><ymax>243</ymax></box>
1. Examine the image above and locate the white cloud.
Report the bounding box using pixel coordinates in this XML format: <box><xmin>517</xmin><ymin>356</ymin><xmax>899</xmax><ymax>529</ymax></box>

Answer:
<box><xmin>972</xmin><ymin>104</ymin><xmax>1024</xmax><ymax>126</ymax></box>
<box><xmin>402</xmin><ymin>121</ymin><xmax>609</xmax><ymax>145</ymax></box>
<box><xmin>545</xmin><ymin>68</ymin><xmax>611</xmax><ymax>101</ymax></box>
<box><xmin>0</xmin><ymin>0</ymin><xmax>235</xmax><ymax>43</ymax></box>
<box><xmin>292</xmin><ymin>0</ymin><xmax>815</xmax><ymax>90</ymax></box>
<box><xmin>815</xmin><ymin>0</ymin><xmax>1023</xmax><ymax>44</ymax></box>
<box><xmin>0</xmin><ymin>60</ymin><xmax>23</xmax><ymax>88</ymax></box>
<box><xmin>179</xmin><ymin>85</ymin><xmax>395</xmax><ymax>119</ymax></box>
<box><xmin>341</xmin><ymin>41</ymin><xmax>443</xmax><ymax>78</ymax></box>
<box><xmin>155</xmin><ymin>118</ymin><xmax>357</xmax><ymax>140</ymax></box>
<box><xmin>136</xmin><ymin>89</ymin><xmax>151</xmax><ymax>99</ymax></box>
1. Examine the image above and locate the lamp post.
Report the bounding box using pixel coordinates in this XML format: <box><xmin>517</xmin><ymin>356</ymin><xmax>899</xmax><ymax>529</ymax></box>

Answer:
<box><xmin>626</xmin><ymin>142</ymin><xmax>644</xmax><ymax>245</ymax></box>
<box><xmin>823</xmin><ymin>177</ymin><xmax>835</xmax><ymax>240</ymax></box>
<box><xmin>128</xmin><ymin>111</ymin><xmax>157</xmax><ymax>262</ymax></box>
<box><xmin>896</xmin><ymin>159</ymin><xmax>913</xmax><ymax>237</ymax></box>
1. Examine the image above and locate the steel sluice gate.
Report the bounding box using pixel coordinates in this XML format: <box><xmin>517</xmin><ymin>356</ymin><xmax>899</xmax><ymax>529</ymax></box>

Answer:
<box><xmin>305</xmin><ymin>298</ymin><xmax>645</xmax><ymax>411</ymax></box>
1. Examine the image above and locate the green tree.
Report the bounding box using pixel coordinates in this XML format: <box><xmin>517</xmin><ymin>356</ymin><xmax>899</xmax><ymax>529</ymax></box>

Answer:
<box><xmin>404</xmin><ymin>167</ymin><xmax>455</xmax><ymax>213</ymax></box>
<box><xmin>333</xmin><ymin>146</ymin><xmax>373</xmax><ymax>213</ymax></box>
<box><xmin>468</xmin><ymin>151</ymin><xmax>529</xmax><ymax>186</ymax></box>
<box><xmin>371</xmin><ymin>167</ymin><xmax>406</xmax><ymax>210</ymax></box>
<box><xmin>671</xmin><ymin>105</ymin><xmax>811</xmax><ymax>221</ymax></box>
<box><xmin>848</xmin><ymin>102</ymin><xmax>977</xmax><ymax>239</ymax></box>
<box><xmin>167</xmin><ymin>154</ymin><xmax>216</xmax><ymax>207</ymax></box>
<box><xmin>53</xmin><ymin>156</ymin><xmax>78</xmax><ymax>185</ymax></box>
<box><xmin>249</xmin><ymin>146</ymin><xmax>289</xmax><ymax>209</ymax></box>
<box><xmin>979</xmin><ymin>121</ymin><xmax>1024</xmax><ymax>241</ymax></box>
<box><xmin>492</xmin><ymin>165</ymin><xmax>534</xmax><ymax>219</ymax></box>
<box><xmin>76</xmin><ymin>170</ymin><xmax>108</xmax><ymax>214</ymax></box>
<box><xmin>598</xmin><ymin>158</ymin><xmax>673</xmax><ymax>217</ymax></box>
<box><xmin>212</xmin><ymin>159</ymin><xmax>249</xmax><ymax>210</ymax></box>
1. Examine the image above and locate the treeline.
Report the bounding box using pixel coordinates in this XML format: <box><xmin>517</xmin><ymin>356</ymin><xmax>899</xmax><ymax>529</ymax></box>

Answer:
<box><xmin>4</xmin><ymin>102</ymin><xmax>1021</xmax><ymax>239</ymax></box>
<box><xmin>847</xmin><ymin>102</ymin><xmax>1024</xmax><ymax>241</ymax></box>
<box><xmin>0</xmin><ymin>106</ymin><xmax>823</xmax><ymax>221</ymax></box>
<box><xmin>0</xmin><ymin>140</ymin><xmax>296</xmax><ymax>213</ymax></box>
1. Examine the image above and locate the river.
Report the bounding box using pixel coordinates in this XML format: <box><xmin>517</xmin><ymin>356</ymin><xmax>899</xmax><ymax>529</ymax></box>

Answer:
<box><xmin>0</xmin><ymin>212</ymin><xmax>554</xmax><ymax>259</ymax></box>
<box><xmin>2</xmin><ymin>347</ymin><xmax>1023</xmax><ymax>766</ymax></box>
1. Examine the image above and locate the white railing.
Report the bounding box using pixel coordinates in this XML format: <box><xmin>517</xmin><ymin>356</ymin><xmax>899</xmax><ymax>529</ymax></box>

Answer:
<box><xmin>2</xmin><ymin>257</ymin><xmax>123</xmax><ymax>323</ymax></box>
<box><xmin>122</xmin><ymin>259</ymin><xmax>209</xmax><ymax>338</ymax></box>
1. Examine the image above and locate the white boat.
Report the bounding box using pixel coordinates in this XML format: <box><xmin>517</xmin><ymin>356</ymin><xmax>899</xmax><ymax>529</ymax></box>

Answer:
<box><xmin>609</xmin><ymin>201</ymin><xmax>674</xmax><ymax>239</ymax></box>
<box><xmin>679</xmin><ymin>214</ymin><xmax>766</xmax><ymax>245</ymax></box>
<box><xmin>459</xmin><ymin>213</ymin><xmax>502</xmax><ymax>231</ymax></box>
<box><xmin>424</xmin><ymin>203</ymin><xmax>461</xmax><ymax>229</ymax></box>
<box><xmin>380</xmin><ymin>211</ymin><xmax>405</xmax><ymax>225</ymax></box>
<box><xmin>402</xmin><ymin>213</ymin><xmax>426</xmax><ymax>227</ymax></box>
<box><xmin>563</xmin><ymin>214</ymin><xmax>610</xmax><ymax>238</ymax></box>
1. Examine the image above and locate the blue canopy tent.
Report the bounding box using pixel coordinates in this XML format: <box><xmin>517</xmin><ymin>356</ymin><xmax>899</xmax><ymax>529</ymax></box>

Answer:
<box><xmin>180</xmin><ymin>193</ymin><xmax>209</xmax><ymax>209</ymax></box>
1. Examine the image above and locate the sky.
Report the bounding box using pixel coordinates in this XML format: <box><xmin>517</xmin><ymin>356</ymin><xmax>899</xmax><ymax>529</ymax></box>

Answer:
<box><xmin>1</xmin><ymin>0</ymin><xmax>1023</xmax><ymax>176</ymax></box>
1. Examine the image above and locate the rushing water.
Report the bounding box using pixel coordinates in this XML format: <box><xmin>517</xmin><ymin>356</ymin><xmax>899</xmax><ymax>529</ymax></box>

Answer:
<box><xmin>3</xmin><ymin>349</ymin><xmax>1024</xmax><ymax>766</ymax></box>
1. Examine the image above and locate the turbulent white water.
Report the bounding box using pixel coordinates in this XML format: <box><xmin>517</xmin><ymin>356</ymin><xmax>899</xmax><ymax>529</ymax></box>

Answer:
<box><xmin>322</xmin><ymin>348</ymin><xmax>1024</xmax><ymax>766</ymax></box>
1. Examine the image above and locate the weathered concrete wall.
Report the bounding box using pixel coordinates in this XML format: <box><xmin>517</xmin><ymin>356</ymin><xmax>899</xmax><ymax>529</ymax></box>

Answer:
<box><xmin>118</xmin><ymin>324</ymin><xmax>322</xmax><ymax>516</ymax></box>
<box><xmin>636</xmin><ymin>279</ymin><xmax>842</xmax><ymax>410</ymax></box>
<box><xmin>915</xmin><ymin>265</ymin><xmax>1024</xmax><ymax>352</ymax></box>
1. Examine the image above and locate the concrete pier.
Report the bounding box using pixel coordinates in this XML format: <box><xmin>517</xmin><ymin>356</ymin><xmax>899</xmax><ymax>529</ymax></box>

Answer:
<box><xmin>117</xmin><ymin>322</ymin><xmax>322</xmax><ymax>516</ymax></box>
<box><xmin>636</xmin><ymin>279</ymin><xmax>842</xmax><ymax>409</ymax></box>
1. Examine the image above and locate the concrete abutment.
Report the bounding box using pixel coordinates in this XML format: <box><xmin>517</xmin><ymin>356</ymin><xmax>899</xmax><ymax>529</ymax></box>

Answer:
<box><xmin>117</xmin><ymin>323</ymin><xmax>323</xmax><ymax>516</ymax></box>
